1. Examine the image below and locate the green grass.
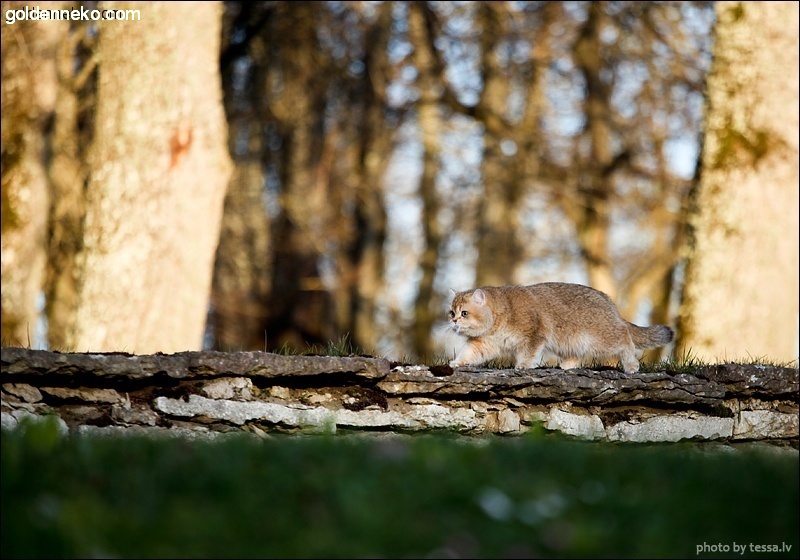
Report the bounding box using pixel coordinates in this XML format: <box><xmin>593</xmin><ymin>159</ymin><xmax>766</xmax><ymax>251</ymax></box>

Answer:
<box><xmin>272</xmin><ymin>333</ymin><xmax>367</xmax><ymax>358</ymax></box>
<box><xmin>638</xmin><ymin>347</ymin><xmax>709</xmax><ymax>374</ymax></box>
<box><xmin>2</xmin><ymin>417</ymin><xmax>798</xmax><ymax>559</ymax></box>
<box><xmin>638</xmin><ymin>348</ymin><xmax>799</xmax><ymax>374</ymax></box>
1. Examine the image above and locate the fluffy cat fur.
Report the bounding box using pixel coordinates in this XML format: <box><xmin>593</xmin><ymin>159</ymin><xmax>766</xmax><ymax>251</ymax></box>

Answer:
<box><xmin>448</xmin><ymin>282</ymin><xmax>674</xmax><ymax>374</ymax></box>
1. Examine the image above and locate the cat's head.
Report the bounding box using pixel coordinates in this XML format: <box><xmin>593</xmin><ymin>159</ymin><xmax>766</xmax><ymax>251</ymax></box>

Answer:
<box><xmin>448</xmin><ymin>288</ymin><xmax>493</xmax><ymax>337</ymax></box>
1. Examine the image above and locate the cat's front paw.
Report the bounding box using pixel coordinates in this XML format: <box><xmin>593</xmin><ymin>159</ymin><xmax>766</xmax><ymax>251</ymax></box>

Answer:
<box><xmin>449</xmin><ymin>360</ymin><xmax>463</xmax><ymax>368</ymax></box>
<box><xmin>514</xmin><ymin>359</ymin><xmax>541</xmax><ymax>370</ymax></box>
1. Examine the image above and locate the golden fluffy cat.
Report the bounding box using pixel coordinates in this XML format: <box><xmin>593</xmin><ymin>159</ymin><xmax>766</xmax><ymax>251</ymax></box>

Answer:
<box><xmin>448</xmin><ymin>283</ymin><xmax>674</xmax><ymax>374</ymax></box>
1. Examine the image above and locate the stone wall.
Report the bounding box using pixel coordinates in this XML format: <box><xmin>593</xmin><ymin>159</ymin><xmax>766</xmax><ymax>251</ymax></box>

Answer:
<box><xmin>2</xmin><ymin>347</ymin><xmax>798</xmax><ymax>443</ymax></box>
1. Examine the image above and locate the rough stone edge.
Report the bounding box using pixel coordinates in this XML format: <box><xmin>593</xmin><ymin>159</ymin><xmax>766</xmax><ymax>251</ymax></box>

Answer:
<box><xmin>1</xmin><ymin>347</ymin><xmax>391</xmax><ymax>380</ymax></box>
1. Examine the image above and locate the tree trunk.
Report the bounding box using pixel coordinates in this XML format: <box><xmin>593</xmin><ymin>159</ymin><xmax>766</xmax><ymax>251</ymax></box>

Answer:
<box><xmin>209</xmin><ymin>131</ymin><xmax>271</xmax><ymax>351</ymax></box>
<box><xmin>348</xmin><ymin>1</ymin><xmax>393</xmax><ymax>353</ymax></box>
<box><xmin>73</xmin><ymin>1</ymin><xmax>232</xmax><ymax>353</ymax></box>
<box><xmin>409</xmin><ymin>1</ymin><xmax>444</xmax><ymax>361</ymax></box>
<box><xmin>1</xmin><ymin>5</ymin><xmax>65</xmax><ymax>347</ymax></box>
<box><xmin>677</xmin><ymin>1</ymin><xmax>799</xmax><ymax>363</ymax></box>
<box><xmin>45</xmin><ymin>19</ymin><xmax>95</xmax><ymax>351</ymax></box>
<box><xmin>570</xmin><ymin>1</ymin><xmax>618</xmax><ymax>301</ymax></box>
<box><xmin>474</xmin><ymin>4</ymin><xmax>522</xmax><ymax>288</ymax></box>
<box><xmin>259</xmin><ymin>2</ymin><xmax>335</xmax><ymax>352</ymax></box>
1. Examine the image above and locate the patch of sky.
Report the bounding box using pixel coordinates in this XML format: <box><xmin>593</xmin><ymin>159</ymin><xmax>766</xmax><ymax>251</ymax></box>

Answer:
<box><xmin>233</xmin><ymin>124</ymin><xmax>250</xmax><ymax>159</ymax></box>
<box><xmin>516</xmin><ymin>191</ymin><xmax>588</xmax><ymax>286</ymax></box>
<box><xmin>316</xmin><ymin>17</ymin><xmax>348</xmax><ymax>61</ymax></box>
<box><xmin>441</xmin><ymin>48</ymin><xmax>481</xmax><ymax>107</ymax></box>
<box><xmin>263</xmin><ymin>162</ymin><xmax>282</xmax><ymax>220</ymax></box>
<box><xmin>500</xmin><ymin>139</ymin><xmax>517</xmax><ymax>157</ymax></box>
<box><xmin>439</xmin><ymin>115</ymin><xmax>483</xmax><ymax>179</ymax></box>
<box><xmin>682</xmin><ymin>1</ymin><xmax>716</xmax><ymax>39</ymax></box>
<box><xmin>232</xmin><ymin>56</ymin><xmax>251</xmax><ymax>95</ymax></box>
<box><xmin>386</xmin><ymin>76</ymin><xmax>413</xmax><ymax>107</ymax></box>
<box><xmin>382</xmin><ymin>122</ymin><xmax>425</xmax><ymax>316</ymax></box>
<box><xmin>504</xmin><ymin>80</ymin><xmax>527</xmax><ymax>125</ymax></box>
<box><xmin>665</xmin><ymin>136</ymin><xmax>699</xmax><ymax>180</ymax></box>
<box><xmin>34</xmin><ymin>292</ymin><xmax>48</xmax><ymax>350</ymax></box>
<box><xmin>435</xmin><ymin>232</ymin><xmax>477</xmax><ymax>293</ymax></box>
<box><xmin>359</xmin><ymin>1</ymin><xmax>378</xmax><ymax>22</ymax></box>
<box><xmin>545</xmin><ymin>65</ymin><xmax>585</xmax><ymax>139</ymax></box>
<box><xmin>230</xmin><ymin>22</ymin><xmax>247</xmax><ymax>45</ymax></box>
<box><xmin>510</xmin><ymin>36</ymin><xmax>533</xmax><ymax>65</ymax></box>
<box><xmin>318</xmin><ymin>251</ymin><xmax>339</xmax><ymax>295</ymax></box>
<box><xmin>599</xmin><ymin>20</ymin><xmax>619</xmax><ymax>45</ymax></box>
<box><xmin>610</xmin><ymin>60</ymin><xmax>648</xmax><ymax>120</ymax></box>
<box><xmin>386</xmin><ymin>11</ymin><xmax>411</xmax><ymax>98</ymax></box>
<box><xmin>389</xmin><ymin>1</ymin><xmax>408</xmax><ymax>44</ymax></box>
<box><xmin>564</xmin><ymin>1</ymin><xmax>589</xmax><ymax>24</ymax></box>
<box><xmin>348</xmin><ymin>59</ymin><xmax>365</xmax><ymax>76</ymax></box>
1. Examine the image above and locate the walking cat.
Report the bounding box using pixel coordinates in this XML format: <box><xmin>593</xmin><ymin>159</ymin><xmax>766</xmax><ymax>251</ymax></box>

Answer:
<box><xmin>448</xmin><ymin>282</ymin><xmax>674</xmax><ymax>374</ymax></box>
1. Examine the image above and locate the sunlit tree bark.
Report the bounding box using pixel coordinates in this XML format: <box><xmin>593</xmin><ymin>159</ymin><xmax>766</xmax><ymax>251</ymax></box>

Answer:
<box><xmin>1</xmin><ymin>4</ymin><xmax>65</xmax><ymax>347</ymax></box>
<box><xmin>678</xmin><ymin>1</ymin><xmax>799</xmax><ymax>362</ymax></box>
<box><xmin>73</xmin><ymin>1</ymin><xmax>232</xmax><ymax>353</ymax></box>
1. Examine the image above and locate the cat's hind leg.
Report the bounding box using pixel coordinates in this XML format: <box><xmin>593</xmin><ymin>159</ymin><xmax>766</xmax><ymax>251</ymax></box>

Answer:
<box><xmin>514</xmin><ymin>340</ymin><xmax>545</xmax><ymax>370</ymax></box>
<box><xmin>618</xmin><ymin>344</ymin><xmax>640</xmax><ymax>374</ymax></box>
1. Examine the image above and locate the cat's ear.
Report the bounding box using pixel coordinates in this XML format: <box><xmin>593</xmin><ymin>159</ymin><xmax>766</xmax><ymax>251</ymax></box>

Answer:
<box><xmin>472</xmin><ymin>288</ymin><xmax>486</xmax><ymax>306</ymax></box>
<box><xmin>449</xmin><ymin>288</ymin><xmax>457</xmax><ymax>300</ymax></box>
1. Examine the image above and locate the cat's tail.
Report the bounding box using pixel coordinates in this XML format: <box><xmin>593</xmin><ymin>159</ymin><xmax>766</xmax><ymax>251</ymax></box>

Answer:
<box><xmin>627</xmin><ymin>323</ymin><xmax>675</xmax><ymax>350</ymax></box>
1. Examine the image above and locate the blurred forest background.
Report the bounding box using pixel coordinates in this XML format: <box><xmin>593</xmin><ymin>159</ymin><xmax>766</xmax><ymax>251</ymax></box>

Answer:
<box><xmin>1</xmin><ymin>0</ymin><xmax>798</xmax><ymax>363</ymax></box>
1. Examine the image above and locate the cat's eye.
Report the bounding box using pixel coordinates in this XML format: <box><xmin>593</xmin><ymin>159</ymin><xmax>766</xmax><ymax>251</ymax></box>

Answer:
<box><xmin>448</xmin><ymin>310</ymin><xmax>455</xmax><ymax>319</ymax></box>
<box><xmin>461</xmin><ymin>311</ymin><xmax>468</xmax><ymax>317</ymax></box>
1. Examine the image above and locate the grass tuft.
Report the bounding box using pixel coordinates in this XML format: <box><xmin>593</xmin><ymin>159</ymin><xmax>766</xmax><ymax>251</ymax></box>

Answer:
<box><xmin>639</xmin><ymin>347</ymin><xmax>707</xmax><ymax>374</ymax></box>
<box><xmin>272</xmin><ymin>334</ymin><xmax>368</xmax><ymax>358</ymax></box>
